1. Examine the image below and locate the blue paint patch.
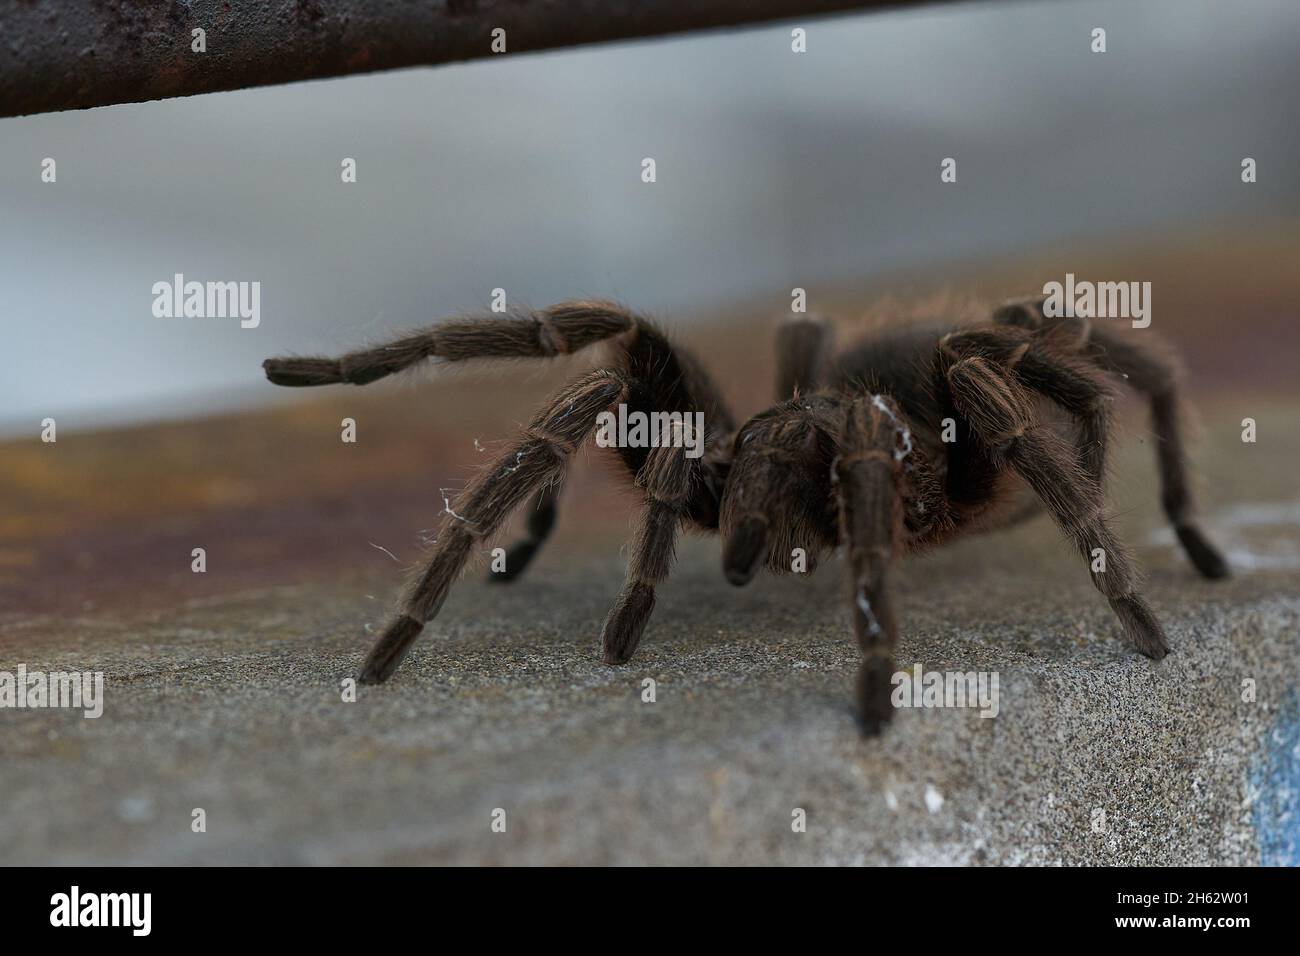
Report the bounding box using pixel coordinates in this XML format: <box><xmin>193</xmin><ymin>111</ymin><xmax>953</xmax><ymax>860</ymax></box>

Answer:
<box><xmin>1253</xmin><ymin>690</ymin><xmax>1300</xmax><ymax>866</ymax></box>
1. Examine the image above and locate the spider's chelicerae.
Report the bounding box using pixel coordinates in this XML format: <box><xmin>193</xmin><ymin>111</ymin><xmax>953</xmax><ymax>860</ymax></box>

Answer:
<box><xmin>263</xmin><ymin>297</ymin><xmax>1229</xmax><ymax>732</ymax></box>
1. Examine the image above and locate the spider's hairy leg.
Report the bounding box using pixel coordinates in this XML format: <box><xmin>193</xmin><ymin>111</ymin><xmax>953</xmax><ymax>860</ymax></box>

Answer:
<box><xmin>601</xmin><ymin>439</ymin><xmax>697</xmax><ymax>664</ymax></box>
<box><xmin>357</xmin><ymin>368</ymin><xmax>629</xmax><ymax>684</ymax></box>
<box><xmin>1086</xmin><ymin>325</ymin><xmax>1229</xmax><ymax>579</ymax></box>
<box><xmin>1013</xmin><ymin>335</ymin><xmax>1115</xmax><ymax>487</ymax></box>
<box><xmin>487</xmin><ymin>485</ymin><xmax>559</xmax><ymax>583</ymax></box>
<box><xmin>836</xmin><ymin>394</ymin><xmax>908</xmax><ymax>735</ymax></box>
<box><xmin>599</xmin><ymin>320</ymin><xmax>734</xmax><ymax>660</ymax></box>
<box><xmin>262</xmin><ymin>299</ymin><xmax>635</xmax><ymax>387</ymax></box>
<box><xmin>775</xmin><ymin>314</ymin><xmax>832</xmax><ymax>399</ymax></box>
<box><xmin>941</xmin><ymin>326</ymin><xmax>1116</xmax><ymax>486</ymax></box>
<box><xmin>945</xmin><ymin>355</ymin><xmax>1169</xmax><ymax>659</ymax></box>
<box><xmin>993</xmin><ymin>299</ymin><xmax>1229</xmax><ymax>579</ymax></box>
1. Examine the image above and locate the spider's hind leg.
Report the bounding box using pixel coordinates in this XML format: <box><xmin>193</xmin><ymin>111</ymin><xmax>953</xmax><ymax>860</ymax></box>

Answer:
<box><xmin>994</xmin><ymin>298</ymin><xmax>1229</xmax><ymax>579</ymax></box>
<box><xmin>1086</xmin><ymin>326</ymin><xmax>1229</xmax><ymax>579</ymax></box>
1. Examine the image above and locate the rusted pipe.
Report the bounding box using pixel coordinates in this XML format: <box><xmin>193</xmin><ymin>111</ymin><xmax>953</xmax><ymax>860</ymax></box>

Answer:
<box><xmin>0</xmin><ymin>1</ymin><xmax>944</xmax><ymax>119</ymax></box>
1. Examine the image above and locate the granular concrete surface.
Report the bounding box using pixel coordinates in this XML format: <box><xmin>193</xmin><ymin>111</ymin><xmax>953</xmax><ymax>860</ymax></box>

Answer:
<box><xmin>3</xmin><ymin>240</ymin><xmax>1299</xmax><ymax>865</ymax></box>
<box><xmin>5</xmin><ymin>411</ymin><xmax>1298</xmax><ymax>866</ymax></box>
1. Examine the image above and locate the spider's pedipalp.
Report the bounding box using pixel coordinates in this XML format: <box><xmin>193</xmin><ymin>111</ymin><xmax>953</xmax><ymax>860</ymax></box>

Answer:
<box><xmin>719</xmin><ymin>399</ymin><xmax>840</xmax><ymax>585</ymax></box>
<box><xmin>263</xmin><ymin>299</ymin><xmax>636</xmax><ymax>387</ymax></box>
<box><xmin>357</xmin><ymin>367</ymin><xmax>629</xmax><ymax>684</ymax></box>
<box><xmin>721</xmin><ymin>515</ymin><xmax>769</xmax><ymax>586</ymax></box>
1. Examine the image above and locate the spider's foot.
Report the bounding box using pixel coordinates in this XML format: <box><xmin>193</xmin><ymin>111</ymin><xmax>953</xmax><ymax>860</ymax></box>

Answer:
<box><xmin>263</xmin><ymin>356</ymin><xmax>344</xmax><ymax>387</ymax></box>
<box><xmin>1175</xmin><ymin>523</ymin><xmax>1231</xmax><ymax>580</ymax></box>
<box><xmin>601</xmin><ymin>583</ymin><xmax>654</xmax><ymax>664</ymax></box>
<box><xmin>722</xmin><ymin>516</ymin><xmax>768</xmax><ymax>586</ymax></box>
<box><xmin>855</xmin><ymin>657</ymin><xmax>895</xmax><ymax>737</ymax></box>
<box><xmin>357</xmin><ymin>614</ymin><xmax>424</xmax><ymax>684</ymax></box>
<box><xmin>1109</xmin><ymin>595</ymin><xmax>1170</xmax><ymax>660</ymax></box>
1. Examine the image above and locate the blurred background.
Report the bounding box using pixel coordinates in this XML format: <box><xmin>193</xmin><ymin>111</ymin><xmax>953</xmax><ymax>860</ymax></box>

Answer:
<box><xmin>2</xmin><ymin>0</ymin><xmax>1299</xmax><ymax>435</ymax></box>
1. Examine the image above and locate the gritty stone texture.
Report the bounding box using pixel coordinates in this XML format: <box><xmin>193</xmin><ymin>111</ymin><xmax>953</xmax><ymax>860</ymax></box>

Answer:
<box><xmin>2</xmin><ymin>466</ymin><xmax>1297</xmax><ymax>864</ymax></box>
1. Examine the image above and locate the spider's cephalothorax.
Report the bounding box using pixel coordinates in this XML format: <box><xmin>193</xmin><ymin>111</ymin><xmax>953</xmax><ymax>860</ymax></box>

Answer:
<box><xmin>263</xmin><ymin>298</ymin><xmax>1229</xmax><ymax>732</ymax></box>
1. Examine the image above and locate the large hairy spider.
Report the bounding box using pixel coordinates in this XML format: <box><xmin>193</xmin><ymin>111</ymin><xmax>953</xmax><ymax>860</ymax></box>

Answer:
<box><xmin>263</xmin><ymin>297</ymin><xmax>1228</xmax><ymax>732</ymax></box>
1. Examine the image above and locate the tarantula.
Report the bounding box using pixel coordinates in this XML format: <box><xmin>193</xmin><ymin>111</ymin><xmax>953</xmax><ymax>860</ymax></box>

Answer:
<box><xmin>263</xmin><ymin>297</ymin><xmax>1228</xmax><ymax>731</ymax></box>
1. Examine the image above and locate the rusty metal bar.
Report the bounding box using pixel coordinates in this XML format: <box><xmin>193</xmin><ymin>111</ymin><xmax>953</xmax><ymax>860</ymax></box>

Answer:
<box><xmin>0</xmin><ymin>1</ymin><xmax>944</xmax><ymax>119</ymax></box>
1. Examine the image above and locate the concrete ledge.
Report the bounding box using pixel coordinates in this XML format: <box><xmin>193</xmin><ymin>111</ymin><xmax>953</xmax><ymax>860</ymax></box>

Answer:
<box><xmin>3</xmin><ymin>523</ymin><xmax>1296</xmax><ymax>864</ymax></box>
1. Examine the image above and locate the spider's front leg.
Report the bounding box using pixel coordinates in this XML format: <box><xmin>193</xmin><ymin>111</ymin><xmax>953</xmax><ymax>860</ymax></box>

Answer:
<box><xmin>835</xmin><ymin>394</ymin><xmax>911</xmax><ymax>734</ymax></box>
<box><xmin>357</xmin><ymin>368</ymin><xmax>628</xmax><ymax>684</ymax></box>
